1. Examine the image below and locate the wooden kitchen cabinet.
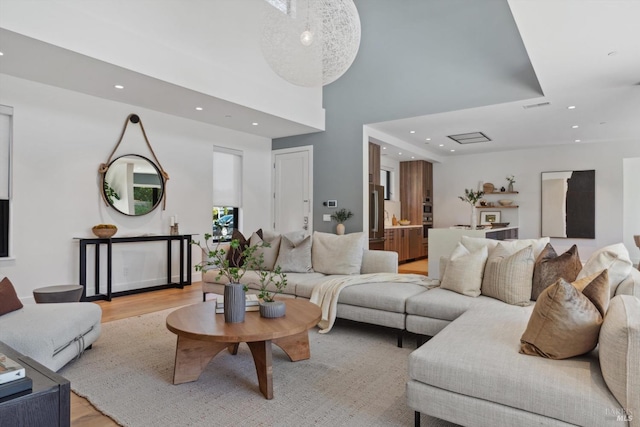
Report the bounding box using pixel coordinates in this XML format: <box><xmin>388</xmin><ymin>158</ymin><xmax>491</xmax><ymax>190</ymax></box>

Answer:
<box><xmin>368</xmin><ymin>142</ymin><xmax>380</xmax><ymax>185</ymax></box>
<box><xmin>384</xmin><ymin>227</ymin><xmax>423</xmax><ymax>263</ymax></box>
<box><xmin>400</xmin><ymin>160</ymin><xmax>433</xmax><ymax>225</ymax></box>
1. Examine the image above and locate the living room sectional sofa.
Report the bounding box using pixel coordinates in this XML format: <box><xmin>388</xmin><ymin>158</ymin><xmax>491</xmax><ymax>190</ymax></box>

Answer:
<box><xmin>201</xmin><ymin>231</ymin><xmax>640</xmax><ymax>426</ymax></box>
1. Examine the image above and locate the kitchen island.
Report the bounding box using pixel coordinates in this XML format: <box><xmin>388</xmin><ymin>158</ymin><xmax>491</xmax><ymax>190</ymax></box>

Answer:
<box><xmin>427</xmin><ymin>227</ymin><xmax>519</xmax><ymax>279</ymax></box>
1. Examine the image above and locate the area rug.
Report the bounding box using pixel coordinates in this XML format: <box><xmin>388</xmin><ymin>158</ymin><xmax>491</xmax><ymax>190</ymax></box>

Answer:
<box><xmin>61</xmin><ymin>307</ymin><xmax>458</xmax><ymax>427</ymax></box>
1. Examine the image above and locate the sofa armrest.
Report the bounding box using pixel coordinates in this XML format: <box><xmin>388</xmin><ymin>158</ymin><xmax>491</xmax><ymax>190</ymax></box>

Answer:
<box><xmin>361</xmin><ymin>250</ymin><xmax>398</xmax><ymax>274</ymax></box>
<box><xmin>615</xmin><ymin>268</ymin><xmax>640</xmax><ymax>297</ymax></box>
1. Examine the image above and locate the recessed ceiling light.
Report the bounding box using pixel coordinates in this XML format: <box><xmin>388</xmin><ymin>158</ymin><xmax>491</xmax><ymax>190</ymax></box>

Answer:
<box><xmin>571</xmin><ymin>125</ymin><xmax>579</xmax><ymax>129</ymax></box>
<box><xmin>398</xmin><ymin>152</ymin><xmax>403</xmax><ymax>156</ymax></box>
<box><xmin>409</xmin><ymin>131</ymin><xmax>416</xmax><ymax>134</ymax></box>
<box><xmin>382</xmin><ymin>146</ymin><xmax>386</xmax><ymax>150</ymax></box>
<box><xmin>425</xmin><ymin>138</ymin><xmax>431</xmax><ymax>141</ymax></box>
<box><xmin>411</xmin><ymin>156</ymin><xmax>415</xmax><ymax>159</ymax></box>
<box><xmin>439</xmin><ymin>144</ymin><xmax>444</xmax><ymax>147</ymax></box>
<box><xmin>575</xmin><ymin>139</ymin><xmax>581</xmax><ymax>142</ymax></box>
<box><xmin>252</xmin><ymin>122</ymin><xmax>259</xmax><ymax>126</ymax></box>
<box><xmin>567</xmin><ymin>105</ymin><xmax>576</xmax><ymax>110</ymax></box>
<box><xmin>450</xmin><ymin>149</ymin><xmax>455</xmax><ymax>152</ymax></box>
<box><xmin>195</xmin><ymin>107</ymin><xmax>203</xmax><ymax>111</ymax></box>
<box><xmin>114</xmin><ymin>84</ymin><xmax>124</xmax><ymax>89</ymax></box>
<box><xmin>0</xmin><ymin>52</ymin><xmax>4</xmax><ymax>56</ymax></box>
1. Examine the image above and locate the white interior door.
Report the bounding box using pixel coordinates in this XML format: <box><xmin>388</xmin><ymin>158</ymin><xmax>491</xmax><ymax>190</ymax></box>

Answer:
<box><xmin>273</xmin><ymin>146</ymin><xmax>312</xmax><ymax>235</ymax></box>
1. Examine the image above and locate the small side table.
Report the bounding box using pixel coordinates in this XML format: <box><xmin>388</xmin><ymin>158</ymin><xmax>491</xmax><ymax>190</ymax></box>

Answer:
<box><xmin>33</xmin><ymin>285</ymin><xmax>83</xmax><ymax>303</ymax></box>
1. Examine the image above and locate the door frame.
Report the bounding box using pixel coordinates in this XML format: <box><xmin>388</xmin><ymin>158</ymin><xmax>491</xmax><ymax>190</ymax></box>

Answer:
<box><xmin>272</xmin><ymin>145</ymin><xmax>314</xmax><ymax>234</ymax></box>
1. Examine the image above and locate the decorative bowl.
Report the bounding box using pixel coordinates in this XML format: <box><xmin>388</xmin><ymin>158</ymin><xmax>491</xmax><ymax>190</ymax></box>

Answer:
<box><xmin>92</xmin><ymin>224</ymin><xmax>117</xmax><ymax>238</ymax></box>
<box><xmin>498</xmin><ymin>199</ymin><xmax>513</xmax><ymax>206</ymax></box>
<box><xmin>398</xmin><ymin>220</ymin><xmax>411</xmax><ymax>225</ymax></box>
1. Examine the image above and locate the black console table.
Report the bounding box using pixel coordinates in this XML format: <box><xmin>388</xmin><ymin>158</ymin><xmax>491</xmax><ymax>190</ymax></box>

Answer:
<box><xmin>0</xmin><ymin>341</ymin><xmax>70</xmax><ymax>427</ymax></box>
<box><xmin>77</xmin><ymin>234</ymin><xmax>193</xmax><ymax>302</ymax></box>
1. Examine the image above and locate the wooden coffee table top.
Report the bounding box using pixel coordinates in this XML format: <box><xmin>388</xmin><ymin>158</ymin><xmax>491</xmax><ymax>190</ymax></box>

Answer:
<box><xmin>166</xmin><ymin>299</ymin><xmax>321</xmax><ymax>343</ymax></box>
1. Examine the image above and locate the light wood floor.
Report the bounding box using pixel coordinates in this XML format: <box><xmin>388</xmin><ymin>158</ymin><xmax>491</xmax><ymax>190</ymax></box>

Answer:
<box><xmin>70</xmin><ymin>259</ymin><xmax>428</xmax><ymax>426</ymax></box>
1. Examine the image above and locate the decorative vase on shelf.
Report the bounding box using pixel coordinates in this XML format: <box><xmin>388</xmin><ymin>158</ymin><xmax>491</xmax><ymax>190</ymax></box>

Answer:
<box><xmin>259</xmin><ymin>301</ymin><xmax>286</xmax><ymax>318</ymax></box>
<box><xmin>470</xmin><ymin>206</ymin><xmax>478</xmax><ymax>230</ymax></box>
<box><xmin>508</xmin><ymin>183</ymin><xmax>514</xmax><ymax>192</ymax></box>
<box><xmin>336</xmin><ymin>223</ymin><xmax>345</xmax><ymax>235</ymax></box>
<box><xmin>224</xmin><ymin>283</ymin><xmax>246</xmax><ymax>323</ymax></box>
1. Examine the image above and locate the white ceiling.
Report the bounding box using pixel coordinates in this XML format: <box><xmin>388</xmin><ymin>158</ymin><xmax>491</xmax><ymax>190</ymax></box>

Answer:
<box><xmin>0</xmin><ymin>0</ymin><xmax>638</xmax><ymax>155</ymax></box>
<box><xmin>372</xmin><ymin>0</ymin><xmax>640</xmax><ymax>161</ymax></box>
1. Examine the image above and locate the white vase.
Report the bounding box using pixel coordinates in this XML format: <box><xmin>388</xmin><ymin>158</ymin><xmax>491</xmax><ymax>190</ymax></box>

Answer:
<box><xmin>470</xmin><ymin>205</ymin><xmax>478</xmax><ymax>229</ymax></box>
<box><xmin>336</xmin><ymin>223</ymin><xmax>345</xmax><ymax>235</ymax></box>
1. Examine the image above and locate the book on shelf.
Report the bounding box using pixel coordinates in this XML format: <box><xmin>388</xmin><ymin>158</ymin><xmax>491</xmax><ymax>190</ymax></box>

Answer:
<box><xmin>215</xmin><ymin>305</ymin><xmax>259</xmax><ymax>314</ymax></box>
<box><xmin>0</xmin><ymin>353</ymin><xmax>26</xmax><ymax>385</ymax></box>
<box><xmin>215</xmin><ymin>293</ymin><xmax>259</xmax><ymax>308</ymax></box>
<box><xmin>0</xmin><ymin>376</ymin><xmax>33</xmax><ymax>401</ymax></box>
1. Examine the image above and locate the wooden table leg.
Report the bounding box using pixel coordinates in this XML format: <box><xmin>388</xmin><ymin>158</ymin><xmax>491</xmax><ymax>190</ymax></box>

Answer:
<box><xmin>272</xmin><ymin>330</ymin><xmax>311</xmax><ymax>361</ymax></box>
<box><xmin>172</xmin><ymin>336</ymin><xmax>229</xmax><ymax>384</ymax></box>
<box><xmin>247</xmin><ymin>340</ymin><xmax>273</xmax><ymax>399</ymax></box>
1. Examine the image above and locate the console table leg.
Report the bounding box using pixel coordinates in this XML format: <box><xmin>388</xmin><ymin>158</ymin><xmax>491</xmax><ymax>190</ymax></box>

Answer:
<box><xmin>247</xmin><ymin>340</ymin><xmax>274</xmax><ymax>399</ymax></box>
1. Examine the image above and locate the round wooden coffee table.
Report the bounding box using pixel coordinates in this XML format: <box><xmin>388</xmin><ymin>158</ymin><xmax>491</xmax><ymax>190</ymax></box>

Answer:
<box><xmin>166</xmin><ymin>299</ymin><xmax>321</xmax><ymax>399</ymax></box>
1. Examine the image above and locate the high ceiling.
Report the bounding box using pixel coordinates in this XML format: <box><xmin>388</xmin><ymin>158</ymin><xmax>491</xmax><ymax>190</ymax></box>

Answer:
<box><xmin>373</xmin><ymin>0</ymin><xmax>640</xmax><ymax>161</ymax></box>
<box><xmin>0</xmin><ymin>0</ymin><xmax>638</xmax><ymax>157</ymax></box>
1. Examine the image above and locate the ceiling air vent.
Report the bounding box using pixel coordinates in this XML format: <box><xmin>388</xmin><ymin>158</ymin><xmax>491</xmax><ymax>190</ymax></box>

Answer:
<box><xmin>522</xmin><ymin>101</ymin><xmax>551</xmax><ymax>109</ymax></box>
<box><xmin>447</xmin><ymin>132</ymin><xmax>491</xmax><ymax>144</ymax></box>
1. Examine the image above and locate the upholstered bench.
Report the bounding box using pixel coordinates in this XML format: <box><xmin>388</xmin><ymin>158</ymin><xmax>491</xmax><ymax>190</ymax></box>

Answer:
<box><xmin>0</xmin><ymin>302</ymin><xmax>102</xmax><ymax>372</ymax></box>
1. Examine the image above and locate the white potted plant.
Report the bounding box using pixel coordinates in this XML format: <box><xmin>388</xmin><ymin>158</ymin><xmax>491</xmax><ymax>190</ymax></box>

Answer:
<box><xmin>458</xmin><ymin>189</ymin><xmax>484</xmax><ymax>229</ymax></box>
<box><xmin>330</xmin><ymin>208</ymin><xmax>353</xmax><ymax>235</ymax></box>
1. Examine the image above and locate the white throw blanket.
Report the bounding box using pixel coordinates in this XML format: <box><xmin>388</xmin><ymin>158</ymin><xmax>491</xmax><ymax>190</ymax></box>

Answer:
<box><xmin>310</xmin><ymin>273</ymin><xmax>439</xmax><ymax>333</ymax></box>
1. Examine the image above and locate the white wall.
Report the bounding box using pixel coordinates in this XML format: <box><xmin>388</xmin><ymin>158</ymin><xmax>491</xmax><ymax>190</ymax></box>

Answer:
<box><xmin>623</xmin><ymin>157</ymin><xmax>640</xmax><ymax>266</ymax></box>
<box><xmin>433</xmin><ymin>141</ymin><xmax>640</xmax><ymax>260</ymax></box>
<box><xmin>0</xmin><ymin>74</ymin><xmax>273</xmax><ymax>300</ymax></box>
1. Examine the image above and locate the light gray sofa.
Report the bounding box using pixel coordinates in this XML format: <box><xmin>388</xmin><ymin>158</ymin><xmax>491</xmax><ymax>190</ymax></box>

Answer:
<box><xmin>406</xmin><ymin>240</ymin><xmax>640</xmax><ymax>427</ymax></box>
<box><xmin>0</xmin><ymin>302</ymin><xmax>102</xmax><ymax>372</ymax></box>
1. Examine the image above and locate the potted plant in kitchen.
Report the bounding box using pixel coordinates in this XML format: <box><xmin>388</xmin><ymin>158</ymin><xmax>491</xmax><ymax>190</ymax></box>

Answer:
<box><xmin>255</xmin><ymin>263</ymin><xmax>288</xmax><ymax>318</ymax></box>
<box><xmin>192</xmin><ymin>234</ymin><xmax>261</xmax><ymax>323</ymax></box>
<box><xmin>458</xmin><ymin>188</ymin><xmax>484</xmax><ymax>230</ymax></box>
<box><xmin>330</xmin><ymin>208</ymin><xmax>353</xmax><ymax>235</ymax></box>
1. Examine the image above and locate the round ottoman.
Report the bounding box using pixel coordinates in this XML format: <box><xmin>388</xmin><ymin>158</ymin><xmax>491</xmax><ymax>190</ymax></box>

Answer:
<box><xmin>33</xmin><ymin>285</ymin><xmax>83</xmax><ymax>303</ymax></box>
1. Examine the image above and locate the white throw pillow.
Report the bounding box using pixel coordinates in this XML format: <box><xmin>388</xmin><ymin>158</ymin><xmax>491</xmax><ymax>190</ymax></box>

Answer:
<box><xmin>311</xmin><ymin>231</ymin><xmax>366</xmax><ymax>275</ymax></box>
<box><xmin>249</xmin><ymin>232</ymin><xmax>281</xmax><ymax>271</ymax></box>
<box><xmin>440</xmin><ymin>243</ymin><xmax>488</xmax><ymax>297</ymax></box>
<box><xmin>599</xmin><ymin>295</ymin><xmax>640</xmax><ymax>416</ymax></box>
<box><xmin>481</xmin><ymin>243</ymin><xmax>535</xmax><ymax>306</ymax></box>
<box><xmin>576</xmin><ymin>243</ymin><xmax>633</xmax><ymax>298</ymax></box>
<box><xmin>461</xmin><ymin>236</ymin><xmax>550</xmax><ymax>259</ymax></box>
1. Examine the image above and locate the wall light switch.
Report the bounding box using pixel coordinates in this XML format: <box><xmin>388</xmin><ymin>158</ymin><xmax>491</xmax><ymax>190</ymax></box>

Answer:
<box><xmin>323</xmin><ymin>214</ymin><xmax>331</xmax><ymax>222</ymax></box>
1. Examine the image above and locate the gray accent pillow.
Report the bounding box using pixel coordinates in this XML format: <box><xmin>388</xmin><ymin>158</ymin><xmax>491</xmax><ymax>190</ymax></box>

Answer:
<box><xmin>249</xmin><ymin>232</ymin><xmax>281</xmax><ymax>271</ymax></box>
<box><xmin>481</xmin><ymin>243</ymin><xmax>534</xmax><ymax>306</ymax></box>
<box><xmin>275</xmin><ymin>235</ymin><xmax>313</xmax><ymax>273</ymax></box>
<box><xmin>311</xmin><ymin>231</ymin><xmax>366</xmax><ymax>275</ymax></box>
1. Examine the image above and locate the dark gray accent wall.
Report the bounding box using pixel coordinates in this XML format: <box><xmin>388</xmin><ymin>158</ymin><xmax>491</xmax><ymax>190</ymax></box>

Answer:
<box><xmin>273</xmin><ymin>0</ymin><xmax>543</xmax><ymax>234</ymax></box>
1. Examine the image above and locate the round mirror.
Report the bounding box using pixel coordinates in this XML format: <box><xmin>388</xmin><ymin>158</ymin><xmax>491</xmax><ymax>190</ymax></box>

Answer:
<box><xmin>102</xmin><ymin>154</ymin><xmax>165</xmax><ymax>216</ymax></box>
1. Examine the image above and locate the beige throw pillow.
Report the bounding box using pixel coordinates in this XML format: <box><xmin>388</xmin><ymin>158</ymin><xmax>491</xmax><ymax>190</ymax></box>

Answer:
<box><xmin>520</xmin><ymin>270</ymin><xmax>610</xmax><ymax>359</ymax></box>
<box><xmin>531</xmin><ymin>244</ymin><xmax>582</xmax><ymax>301</ymax></box>
<box><xmin>576</xmin><ymin>243</ymin><xmax>632</xmax><ymax>298</ymax></box>
<box><xmin>311</xmin><ymin>231</ymin><xmax>366</xmax><ymax>275</ymax></box>
<box><xmin>275</xmin><ymin>235</ymin><xmax>313</xmax><ymax>273</ymax></box>
<box><xmin>249</xmin><ymin>232</ymin><xmax>281</xmax><ymax>271</ymax></box>
<box><xmin>599</xmin><ymin>295</ymin><xmax>640</xmax><ymax>417</ymax></box>
<box><xmin>481</xmin><ymin>243</ymin><xmax>534</xmax><ymax>306</ymax></box>
<box><xmin>461</xmin><ymin>236</ymin><xmax>550</xmax><ymax>259</ymax></box>
<box><xmin>440</xmin><ymin>243</ymin><xmax>488</xmax><ymax>297</ymax></box>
